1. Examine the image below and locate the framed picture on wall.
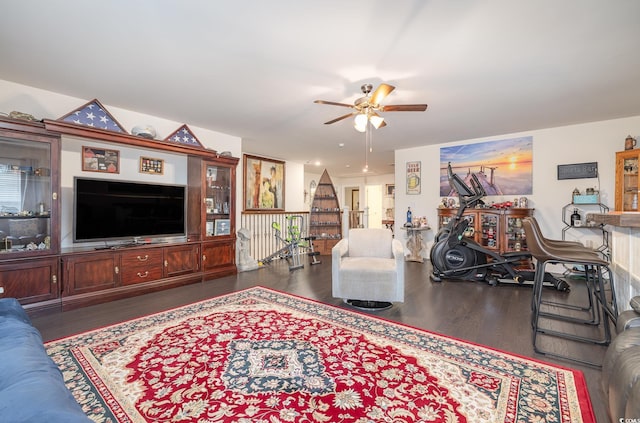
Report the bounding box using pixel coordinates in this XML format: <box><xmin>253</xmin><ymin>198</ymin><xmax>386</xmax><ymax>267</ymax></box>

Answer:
<box><xmin>82</xmin><ymin>146</ymin><xmax>119</xmax><ymax>173</ymax></box>
<box><xmin>385</xmin><ymin>184</ymin><xmax>395</xmax><ymax>197</ymax></box>
<box><xmin>439</xmin><ymin>136</ymin><xmax>533</xmax><ymax>195</ymax></box>
<box><xmin>406</xmin><ymin>161</ymin><xmax>421</xmax><ymax>194</ymax></box>
<box><xmin>243</xmin><ymin>154</ymin><xmax>285</xmax><ymax>211</ymax></box>
<box><xmin>139</xmin><ymin>156</ymin><xmax>164</xmax><ymax>174</ymax></box>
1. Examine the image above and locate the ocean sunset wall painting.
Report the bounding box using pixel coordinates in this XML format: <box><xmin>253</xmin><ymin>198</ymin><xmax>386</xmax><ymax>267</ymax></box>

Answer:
<box><xmin>440</xmin><ymin>136</ymin><xmax>533</xmax><ymax>196</ymax></box>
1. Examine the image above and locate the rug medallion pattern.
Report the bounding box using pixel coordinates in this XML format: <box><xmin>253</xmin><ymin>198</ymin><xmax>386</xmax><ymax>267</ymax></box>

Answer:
<box><xmin>45</xmin><ymin>287</ymin><xmax>593</xmax><ymax>422</ymax></box>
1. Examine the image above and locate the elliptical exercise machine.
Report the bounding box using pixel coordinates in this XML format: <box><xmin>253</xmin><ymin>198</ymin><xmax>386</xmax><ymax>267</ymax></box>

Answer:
<box><xmin>430</xmin><ymin>163</ymin><xmax>568</xmax><ymax>291</ymax></box>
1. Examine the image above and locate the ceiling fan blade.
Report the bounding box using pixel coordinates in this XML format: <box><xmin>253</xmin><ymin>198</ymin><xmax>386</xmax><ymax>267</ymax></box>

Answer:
<box><xmin>369</xmin><ymin>83</ymin><xmax>395</xmax><ymax>106</ymax></box>
<box><xmin>381</xmin><ymin>104</ymin><xmax>428</xmax><ymax>112</ymax></box>
<box><xmin>314</xmin><ymin>100</ymin><xmax>355</xmax><ymax>108</ymax></box>
<box><xmin>324</xmin><ymin>112</ymin><xmax>355</xmax><ymax>125</ymax></box>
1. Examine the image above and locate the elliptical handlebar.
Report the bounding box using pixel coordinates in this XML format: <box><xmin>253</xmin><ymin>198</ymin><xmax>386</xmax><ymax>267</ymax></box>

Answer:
<box><xmin>470</xmin><ymin>173</ymin><xmax>487</xmax><ymax>198</ymax></box>
<box><xmin>447</xmin><ymin>162</ymin><xmax>486</xmax><ymax>214</ymax></box>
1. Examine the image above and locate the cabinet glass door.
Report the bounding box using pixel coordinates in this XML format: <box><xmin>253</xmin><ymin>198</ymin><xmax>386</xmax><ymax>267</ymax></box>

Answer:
<box><xmin>479</xmin><ymin>212</ymin><xmax>499</xmax><ymax>249</ymax></box>
<box><xmin>461</xmin><ymin>214</ymin><xmax>475</xmax><ymax>238</ymax></box>
<box><xmin>505</xmin><ymin>216</ymin><xmax>526</xmax><ymax>252</ymax></box>
<box><xmin>204</xmin><ymin>164</ymin><xmax>231</xmax><ymax>237</ymax></box>
<box><xmin>0</xmin><ymin>137</ymin><xmax>53</xmax><ymax>255</ymax></box>
<box><xmin>622</xmin><ymin>156</ymin><xmax>639</xmax><ymax>211</ymax></box>
<box><xmin>438</xmin><ymin>214</ymin><xmax>452</xmax><ymax>229</ymax></box>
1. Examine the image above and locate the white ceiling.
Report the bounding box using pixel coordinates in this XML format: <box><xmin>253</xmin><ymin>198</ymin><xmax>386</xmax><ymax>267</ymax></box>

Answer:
<box><xmin>1</xmin><ymin>1</ymin><xmax>640</xmax><ymax>178</ymax></box>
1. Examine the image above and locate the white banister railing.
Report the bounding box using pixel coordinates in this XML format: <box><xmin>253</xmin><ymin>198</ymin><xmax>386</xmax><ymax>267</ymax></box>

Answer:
<box><xmin>240</xmin><ymin>211</ymin><xmax>310</xmax><ymax>262</ymax></box>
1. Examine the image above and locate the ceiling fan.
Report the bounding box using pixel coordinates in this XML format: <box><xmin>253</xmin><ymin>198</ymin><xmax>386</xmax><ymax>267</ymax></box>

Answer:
<box><xmin>314</xmin><ymin>83</ymin><xmax>428</xmax><ymax>132</ymax></box>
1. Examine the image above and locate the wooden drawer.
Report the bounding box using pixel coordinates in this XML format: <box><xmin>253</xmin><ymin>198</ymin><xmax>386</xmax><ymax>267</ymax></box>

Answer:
<box><xmin>120</xmin><ymin>250</ymin><xmax>163</xmax><ymax>285</ymax></box>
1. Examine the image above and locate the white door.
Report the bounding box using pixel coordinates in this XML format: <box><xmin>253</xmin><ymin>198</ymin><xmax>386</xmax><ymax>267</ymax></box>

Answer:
<box><xmin>365</xmin><ymin>185</ymin><xmax>383</xmax><ymax>228</ymax></box>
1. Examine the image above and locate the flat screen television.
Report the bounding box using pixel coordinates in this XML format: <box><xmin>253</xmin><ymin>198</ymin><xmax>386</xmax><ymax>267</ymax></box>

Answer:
<box><xmin>73</xmin><ymin>177</ymin><xmax>186</xmax><ymax>243</ymax></box>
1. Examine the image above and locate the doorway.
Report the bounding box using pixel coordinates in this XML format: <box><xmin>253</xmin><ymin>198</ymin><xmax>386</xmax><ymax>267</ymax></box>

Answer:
<box><xmin>345</xmin><ymin>187</ymin><xmax>361</xmax><ymax>228</ymax></box>
<box><xmin>344</xmin><ymin>187</ymin><xmax>359</xmax><ymax>211</ymax></box>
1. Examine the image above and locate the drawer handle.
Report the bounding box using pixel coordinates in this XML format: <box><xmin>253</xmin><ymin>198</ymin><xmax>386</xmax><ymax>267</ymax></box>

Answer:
<box><xmin>202</xmin><ymin>254</ymin><xmax>207</xmax><ymax>262</ymax></box>
<box><xmin>137</xmin><ymin>271</ymin><xmax>149</xmax><ymax>278</ymax></box>
<box><xmin>52</xmin><ymin>275</ymin><xmax>57</xmax><ymax>285</ymax></box>
<box><xmin>115</xmin><ymin>266</ymin><xmax>119</xmax><ymax>274</ymax></box>
<box><xmin>137</xmin><ymin>255</ymin><xmax>149</xmax><ymax>262</ymax></box>
<box><xmin>164</xmin><ymin>260</ymin><xmax>168</xmax><ymax>267</ymax></box>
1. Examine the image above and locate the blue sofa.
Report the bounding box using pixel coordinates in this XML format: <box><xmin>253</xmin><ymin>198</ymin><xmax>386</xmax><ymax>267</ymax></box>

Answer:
<box><xmin>0</xmin><ymin>298</ymin><xmax>90</xmax><ymax>422</ymax></box>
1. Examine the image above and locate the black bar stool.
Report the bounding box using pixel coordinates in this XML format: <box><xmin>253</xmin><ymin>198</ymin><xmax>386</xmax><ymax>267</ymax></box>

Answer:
<box><xmin>522</xmin><ymin>217</ymin><xmax>617</xmax><ymax>367</ymax></box>
<box><xmin>526</xmin><ymin>217</ymin><xmax>602</xmax><ymax>323</ymax></box>
<box><xmin>525</xmin><ymin>217</ymin><xmax>617</xmax><ymax>322</ymax></box>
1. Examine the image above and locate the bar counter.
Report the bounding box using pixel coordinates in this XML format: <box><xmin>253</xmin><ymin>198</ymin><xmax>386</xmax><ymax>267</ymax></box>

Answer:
<box><xmin>587</xmin><ymin>212</ymin><xmax>640</xmax><ymax>311</ymax></box>
<box><xmin>587</xmin><ymin>211</ymin><xmax>640</xmax><ymax>228</ymax></box>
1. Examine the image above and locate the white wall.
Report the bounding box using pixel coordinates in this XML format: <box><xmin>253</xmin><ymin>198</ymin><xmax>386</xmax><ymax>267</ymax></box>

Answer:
<box><xmin>395</xmin><ymin>115</ymin><xmax>640</xmax><ymax>256</ymax></box>
<box><xmin>304</xmin><ymin>171</ymin><xmax>322</xmax><ymax>210</ymax></box>
<box><xmin>284</xmin><ymin>161</ymin><xmax>305</xmax><ymax>211</ymax></box>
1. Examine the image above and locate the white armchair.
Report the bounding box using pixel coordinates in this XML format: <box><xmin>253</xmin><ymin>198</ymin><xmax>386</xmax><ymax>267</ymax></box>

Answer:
<box><xmin>332</xmin><ymin>228</ymin><xmax>405</xmax><ymax>308</ymax></box>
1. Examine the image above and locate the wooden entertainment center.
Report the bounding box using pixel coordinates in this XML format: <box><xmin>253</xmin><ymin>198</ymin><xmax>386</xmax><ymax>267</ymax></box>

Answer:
<box><xmin>0</xmin><ymin>117</ymin><xmax>238</xmax><ymax>315</ymax></box>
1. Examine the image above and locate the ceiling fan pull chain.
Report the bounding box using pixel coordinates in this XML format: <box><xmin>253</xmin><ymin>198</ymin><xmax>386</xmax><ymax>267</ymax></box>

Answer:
<box><xmin>364</xmin><ymin>122</ymin><xmax>369</xmax><ymax>172</ymax></box>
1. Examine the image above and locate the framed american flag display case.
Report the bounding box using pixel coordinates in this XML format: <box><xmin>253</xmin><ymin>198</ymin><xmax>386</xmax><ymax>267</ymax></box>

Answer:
<box><xmin>58</xmin><ymin>99</ymin><xmax>126</xmax><ymax>133</ymax></box>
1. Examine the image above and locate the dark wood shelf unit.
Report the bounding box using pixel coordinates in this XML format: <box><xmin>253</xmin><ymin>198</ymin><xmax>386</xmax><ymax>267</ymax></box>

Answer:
<box><xmin>0</xmin><ymin>117</ymin><xmax>239</xmax><ymax>314</ymax></box>
<box><xmin>309</xmin><ymin>170</ymin><xmax>341</xmax><ymax>255</ymax></box>
<box><xmin>437</xmin><ymin>207</ymin><xmax>534</xmax><ymax>254</ymax></box>
<box><xmin>59</xmin><ymin>242</ymin><xmax>203</xmax><ymax>311</ymax></box>
<box><xmin>615</xmin><ymin>148</ymin><xmax>640</xmax><ymax>212</ymax></box>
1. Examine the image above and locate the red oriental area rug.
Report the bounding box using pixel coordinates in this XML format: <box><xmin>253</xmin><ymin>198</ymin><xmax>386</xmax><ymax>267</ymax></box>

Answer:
<box><xmin>45</xmin><ymin>287</ymin><xmax>595</xmax><ymax>422</ymax></box>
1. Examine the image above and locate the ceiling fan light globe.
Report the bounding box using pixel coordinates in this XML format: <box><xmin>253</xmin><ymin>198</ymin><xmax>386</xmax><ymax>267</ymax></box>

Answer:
<box><xmin>354</xmin><ymin>122</ymin><xmax>367</xmax><ymax>133</ymax></box>
<box><xmin>354</xmin><ymin>113</ymin><xmax>368</xmax><ymax>132</ymax></box>
<box><xmin>369</xmin><ymin>115</ymin><xmax>385</xmax><ymax>129</ymax></box>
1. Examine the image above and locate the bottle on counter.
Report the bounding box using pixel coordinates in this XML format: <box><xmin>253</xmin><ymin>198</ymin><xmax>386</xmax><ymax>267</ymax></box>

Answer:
<box><xmin>570</xmin><ymin>208</ymin><xmax>581</xmax><ymax>226</ymax></box>
<box><xmin>406</xmin><ymin>207</ymin><xmax>412</xmax><ymax>224</ymax></box>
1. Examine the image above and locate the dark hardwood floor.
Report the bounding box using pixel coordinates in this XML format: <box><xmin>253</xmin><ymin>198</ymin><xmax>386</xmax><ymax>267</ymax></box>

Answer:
<box><xmin>31</xmin><ymin>257</ymin><xmax>612</xmax><ymax>422</ymax></box>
